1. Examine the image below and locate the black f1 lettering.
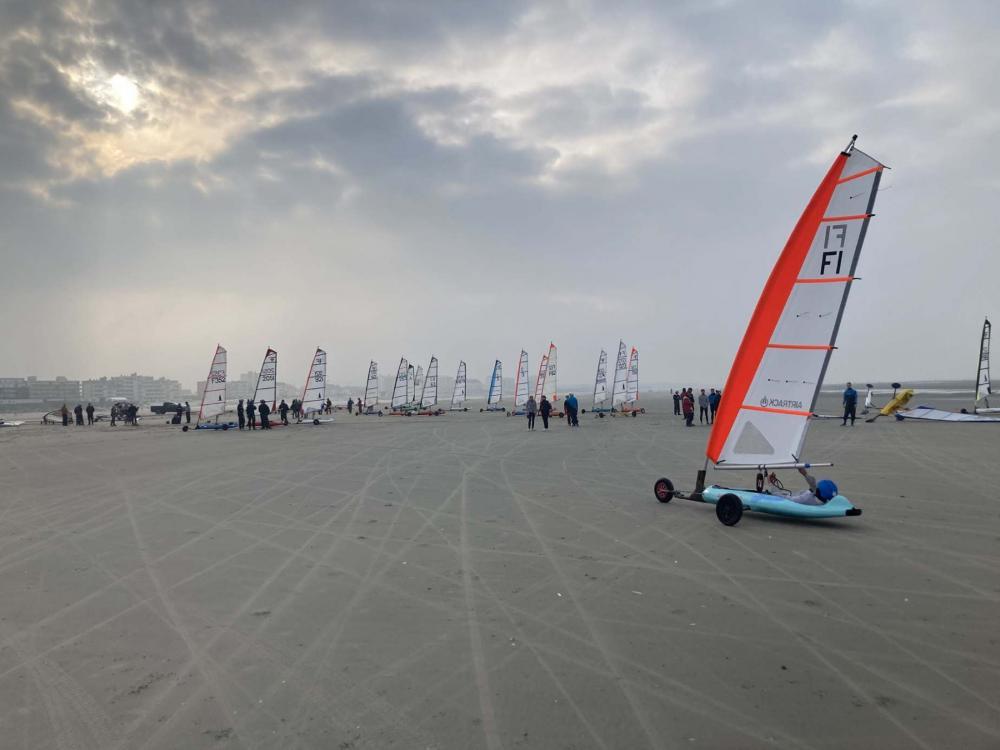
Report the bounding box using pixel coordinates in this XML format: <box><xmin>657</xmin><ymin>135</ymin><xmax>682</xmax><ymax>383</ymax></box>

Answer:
<box><xmin>821</xmin><ymin>223</ymin><xmax>847</xmax><ymax>275</ymax></box>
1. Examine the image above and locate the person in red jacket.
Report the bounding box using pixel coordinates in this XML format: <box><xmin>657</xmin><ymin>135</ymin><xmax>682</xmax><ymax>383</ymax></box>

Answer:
<box><xmin>682</xmin><ymin>389</ymin><xmax>694</xmax><ymax>427</ymax></box>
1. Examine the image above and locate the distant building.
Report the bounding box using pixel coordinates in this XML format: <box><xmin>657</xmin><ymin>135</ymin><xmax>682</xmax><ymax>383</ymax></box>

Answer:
<box><xmin>82</xmin><ymin>374</ymin><xmax>182</xmax><ymax>404</ymax></box>
<box><xmin>25</xmin><ymin>376</ymin><xmax>82</xmax><ymax>402</ymax></box>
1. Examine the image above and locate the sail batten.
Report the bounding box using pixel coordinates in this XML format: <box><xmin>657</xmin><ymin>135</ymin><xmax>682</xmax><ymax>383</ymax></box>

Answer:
<box><xmin>708</xmin><ymin>143</ymin><xmax>884</xmax><ymax>467</ymax></box>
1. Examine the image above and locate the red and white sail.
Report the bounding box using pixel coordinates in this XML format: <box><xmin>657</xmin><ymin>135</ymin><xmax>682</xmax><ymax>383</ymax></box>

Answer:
<box><xmin>708</xmin><ymin>139</ymin><xmax>884</xmax><ymax>467</ymax></box>
<box><xmin>544</xmin><ymin>343</ymin><xmax>558</xmax><ymax>401</ymax></box>
<box><xmin>198</xmin><ymin>344</ymin><xmax>228</xmax><ymax>421</ymax></box>
<box><xmin>392</xmin><ymin>358</ymin><xmax>409</xmax><ymax>409</ymax></box>
<box><xmin>514</xmin><ymin>350</ymin><xmax>529</xmax><ymax>407</ymax></box>
<box><xmin>592</xmin><ymin>350</ymin><xmax>608</xmax><ymax>408</ymax></box>
<box><xmin>452</xmin><ymin>361</ymin><xmax>467</xmax><ymax>408</ymax></box>
<box><xmin>611</xmin><ymin>340</ymin><xmax>628</xmax><ymax>407</ymax></box>
<box><xmin>365</xmin><ymin>361</ymin><xmax>379</xmax><ymax>405</ymax></box>
<box><xmin>300</xmin><ymin>348</ymin><xmax>327</xmax><ymax>416</ymax></box>
<box><xmin>252</xmin><ymin>348</ymin><xmax>278</xmax><ymax>410</ymax></box>
<box><xmin>532</xmin><ymin>349</ymin><xmax>549</xmax><ymax>402</ymax></box>
<box><xmin>420</xmin><ymin>357</ymin><xmax>438</xmax><ymax>408</ymax></box>
<box><xmin>625</xmin><ymin>347</ymin><xmax>639</xmax><ymax>403</ymax></box>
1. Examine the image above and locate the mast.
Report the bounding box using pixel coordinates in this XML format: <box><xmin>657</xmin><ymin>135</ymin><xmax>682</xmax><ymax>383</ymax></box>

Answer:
<box><xmin>707</xmin><ymin>138</ymin><xmax>885</xmax><ymax>468</ymax></box>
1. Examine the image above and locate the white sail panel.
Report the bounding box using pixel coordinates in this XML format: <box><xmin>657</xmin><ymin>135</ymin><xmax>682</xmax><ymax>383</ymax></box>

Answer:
<box><xmin>301</xmin><ymin>348</ymin><xmax>327</xmax><ymax>415</ymax></box>
<box><xmin>544</xmin><ymin>344</ymin><xmax>558</xmax><ymax>401</ymax></box>
<box><xmin>487</xmin><ymin>360</ymin><xmax>502</xmax><ymax>405</ymax></box>
<box><xmin>611</xmin><ymin>341</ymin><xmax>628</xmax><ymax>406</ymax></box>
<box><xmin>392</xmin><ymin>358</ymin><xmax>409</xmax><ymax>408</ymax></box>
<box><xmin>710</xmin><ymin>142</ymin><xmax>884</xmax><ymax>467</ymax></box>
<box><xmin>514</xmin><ymin>350</ymin><xmax>529</xmax><ymax>407</ymax></box>
<box><xmin>421</xmin><ymin>357</ymin><xmax>438</xmax><ymax>407</ymax></box>
<box><xmin>198</xmin><ymin>344</ymin><xmax>228</xmax><ymax>421</ymax></box>
<box><xmin>626</xmin><ymin>347</ymin><xmax>639</xmax><ymax>402</ymax></box>
<box><xmin>976</xmin><ymin>318</ymin><xmax>994</xmax><ymax>411</ymax></box>
<box><xmin>365</xmin><ymin>361</ymin><xmax>379</xmax><ymax>405</ymax></box>
<box><xmin>253</xmin><ymin>348</ymin><xmax>278</xmax><ymax>410</ymax></box>
<box><xmin>452</xmin><ymin>361</ymin><xmax>467</xmax><ymax>407</ymax></box>
<box><xmin>592</xmin><ymin>350</ymin><xmax>608</xmax><ymax>407</ymax></box>
<box><xmin>533</xmin><ymin>351</ymin><xmax>548</xmax><ymax>401</ymax></box>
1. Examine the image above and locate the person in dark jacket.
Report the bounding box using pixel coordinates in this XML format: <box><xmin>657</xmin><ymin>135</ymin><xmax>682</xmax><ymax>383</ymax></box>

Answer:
<box><xmin>175</xmin><ymin>403</ymin><xmax>183</xmax><ymax>424</ymax></box>
<box><xmin>127</xmin><ymin>403</ymin><xmax>138</xmax><ymax>425</ymax></box>
<box><xmin>564</xmin><ymin>393</ymin><xmax>579</xmax><ymax>427</ymax></box>
<box><xmin>682</xmin><ymin>391</ymin><xmax>694</xmax><ymax>427</ymax></box>
<box><xmin>347</xmin><ymin>397</ymin><xmax>354</xmax><ymax>415</ymax></box>
<box><xmin>842</xmin><ymin>382</ymin><xmax>858</xmax><ymax>426</ymax></box>
<box><xmin>279</xmin><ymin>399</ymin><xmax>289</xmax><ymax>425</ymax></box>
<box><xmin>184</xmin><ymin>401</ymin><xmax>191</xmax><ymax>424</ymax></box>
<box><xmin>61</xmin><ymin>403</ymin><xmax>69</xmax><ymax>426</ymax></box>
<box><xmin>85</xmin><ymin>403</ymin><xmax>95</xmax><ymax>425</ymax></box>
<box><xmin>258</xmin><ymin>399</ymin><xmax>271</xmax><ymax>429</ymax></box>
<box><xmin>698</xmin><ymin>389</ymin><xmax>710</xmax><ymax>424</ymax></box>
<box><xmin>525</xmin><ymin>395</ymin><xmax>537</xmax><ymax>430</ymax></box>
<box><xmin>74</xmin><ymin>404</ymin><xmax>84</xmax><ymax>425</ymax></box>
<box><xmin>673</xmin><ymin>390</ymin><xmax>681</xmax><ymax>415</ymax></box>
<box><xmin>237</xmin><ymin>399</ymin><xmax>246</xmax><ymax>430</ymax></box>
<box><xmin>708</xmin><ymin>389</ymin><xmax>720</xmax><ymax>423</ymax></box>
<box><xmin>539</xmin><ymin>395</ymin><xmax>552</xmax><ymax>429</ymax></box>
<box><xmin>247</xmin><ymin>399</ymin><xmax>256</xmax><ymax>430</ymax></box>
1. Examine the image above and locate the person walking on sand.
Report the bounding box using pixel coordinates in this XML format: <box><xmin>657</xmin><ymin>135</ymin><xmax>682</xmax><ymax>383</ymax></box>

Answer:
<box><xmin>525</xmin><ymin>395</ymin><xmax>537</xmax><ymax>430</ymax></box>
<box><xmin>258</xmin><ymin>399</ymin><xmax>271</xmax><ymax>429</ymax></box>
<box><xmin>673</xmin><ymin>390</ymin><xmax>681</xmax><ymax>416</ymax></box>
<box><xmin>698</xmin><ymin>389</ymin><xmax>709</xmax><ymax>424</ymax></box>
<box><xmin>682</xmin><ymin>390</ymin><xmax>694</xmax><ymax>427</ymax></box>
<box><xmin>539</xmin><ymin>394</ymin><xmax>552</xmax><ymax>429</ymax></box>
<box><xmin>565</xmin><ymin>393</ymin><xmax>580</xmax><ymax>427</ymax></box>
<box><xmin>842</xmin><ymin>382</ymin><xmax>858</xmax><ymax>426</ymax></box>
<box><xmin>279</xmin><ymin>399</ymin><xmax>289</xmax><ymax>425</ymax></box>
<box><xmin>184</xmin><ymin>401</ymin><xmax>191</xmax><ymax>424</ymax></box>
<box><xmin>237</xmin><ymin>399</ymin><xmax>245</xmax><ymax>430</ymax></box>
<box><xmin>60</xmin><ymin>403</ymin><xmax>69</xmax><ymax>426</ymax></box>
<box><xmin>86</xmin><ymin>402</ymin><xmax>95</xmax><ymax>425</ymax></box>
<box><xmin>247</xmin><ymin>398</ymin><xmax>256</xmax><ymax>430</ymax></box>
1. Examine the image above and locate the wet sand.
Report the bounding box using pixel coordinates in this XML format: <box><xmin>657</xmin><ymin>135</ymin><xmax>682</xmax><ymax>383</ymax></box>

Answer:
<box><xmin>0</xmin><ymin>394</ymin><xmax>997</xmax><ymax>749</ymax></box>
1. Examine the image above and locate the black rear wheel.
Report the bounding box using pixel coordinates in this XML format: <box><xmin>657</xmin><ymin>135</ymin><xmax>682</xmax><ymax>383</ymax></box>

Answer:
<box><xmin>653</xmin><ymin>478</ymin><xmax>674</xmax><ymax>503</ymax></box>
<box><xmin>716</xmin><ymin>494</ymin><xmax>743</xmax><ymax>526</ymax></box>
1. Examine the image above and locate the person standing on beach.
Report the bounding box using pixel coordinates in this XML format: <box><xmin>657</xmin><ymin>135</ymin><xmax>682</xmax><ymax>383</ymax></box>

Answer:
<box><xmin>60</xmin><ymin>404</ymin><xmax>69</xmax><ymax>426</ymax></box>
<box><xmin>109</xmin><ymin>403</ymin><xmax>117</xmax><ymax>426</ymax></box>
<box><xmin>842</xmin><ymin>382</ymin><xmax>858</xmax><ymax>426</ymax></box>
<box><xmin>347</xmin><ymin>397</ymin><xmax>353</xmax><ymax>415</ymax></box>
<box><xmin>259</xmin><ymin>399</ymin><xmax>271</xmax><ymax>429</ymax></box>
<box><xmin>525</xmin><ymin>395</ymin><xmax>537</xmax><ymax>430</ymax></box>
<box><xmin>127</xmin><ymin>404</ymin><xmax>138</xmax><ymax>425</ymax></box>
<box><xmin>86</xmin><ymin>403</ymin><xmax>95</xmax><ymax>425</ymax></box>
<box><xmin>74</xmin><ymin>404</ymin><xmax>84</xmax><ymax>425</ymax></box>
<box><xmin>682</xmin><ymin>390</ymin><xmax>694</xmax><ymax>426</ymax></box>
<box><xmin>539</xmin><ymin>395</ymin><xmax>551</xmax><ymax>429</ymax></box>
<box><xmin>237</xmin><ymin>399</ymin><xmax>245</xmax><ymax>430</ymax></box>
<box><xmin>247</xmin><ymin>399</ymin><xmax>256</xmax><ymax>429</ymax></box>
<box><xmin>279</xmin><ymin>399</ymin><xmax>289</xmax><ymax>425</ymax></box>
<box><xmin>672</xmin><ymin>390</ymin><xmax>681</xmax><ymax>416</ymax></box>
<box><xmin>708</xmin><ymin>389</ymin><xmax>720</xmax><ymax>424</ymax></box>
<box><xmin>565</xmin><ymin>393</ymin><xmax>579</xmax><ymax>427</ymax></box>
<box><xmin>184</xmin><ymin>402</ymin><xmax>191</xmax><ymax>424</ymax></box>
<box><xmin>698</xmin><ymin>389</ymin><xmax>709</xmax><ymax>424</ymax></box>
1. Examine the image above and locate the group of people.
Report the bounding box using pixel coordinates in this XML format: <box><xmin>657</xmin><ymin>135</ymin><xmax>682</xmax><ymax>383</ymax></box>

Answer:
<box><xmin>235</xmin><ymin>397</ymin><xmax>337</xmax><ymax>429</ymax></box>
<box><xmin>346</xmin><ymin>398</ymin><xmax>369</xmax><ymax>415</ymax></box>
<box><xmin>58</xmin><ymin>402</ymin><xmax>141</xmax><ymax>426</ymax></box>
<box><xmin>673</xmin><ymin>388</ymin><xmax>721</xmax><ymax>427</ymax></box>
<box><xmin>523</xmin><ymin>393</ymin><xmax>579</xmax><ymax>430</ymax></box>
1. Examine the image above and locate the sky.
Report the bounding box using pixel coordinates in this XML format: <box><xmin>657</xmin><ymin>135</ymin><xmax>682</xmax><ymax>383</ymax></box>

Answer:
<box><xmin>1</xmin><ymin>0</ymin><xmax>998</xmax><ymax>390</ymax></box>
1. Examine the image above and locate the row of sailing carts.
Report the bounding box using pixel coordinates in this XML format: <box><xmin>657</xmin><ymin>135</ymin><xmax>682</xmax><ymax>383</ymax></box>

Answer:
<box><xmin>182</xmin><ymin>340</ymin><xmax>643</xmax><ymax>431</ymax></box>
<box><xmin>363</xmin><ymin>341</ymin><xmax>642</xmax><ymax>418</ymax></box>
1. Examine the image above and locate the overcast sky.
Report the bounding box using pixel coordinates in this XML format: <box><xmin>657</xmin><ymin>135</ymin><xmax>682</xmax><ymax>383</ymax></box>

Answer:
<box><xmin>2</xmin><ymin>0</ymin><xmax>998</xmax><ymax>389</ymax></box>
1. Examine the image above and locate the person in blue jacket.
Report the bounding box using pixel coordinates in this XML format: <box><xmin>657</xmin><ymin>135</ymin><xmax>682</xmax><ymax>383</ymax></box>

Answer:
<box><xmin>842</xmin><ymin>382</ymin><xmax>858</xmax><ymax>426</ymax></box>
<box><xmin>564</xmin><ymin>393</ymin><xmax>579</xmax><ymax>426</ymax></box>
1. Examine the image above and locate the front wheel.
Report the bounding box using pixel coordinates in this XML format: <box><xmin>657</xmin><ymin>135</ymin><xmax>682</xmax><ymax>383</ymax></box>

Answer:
<box><xmin>716</xmin><ymin>494</ymin><xmax>743</xmax><ymax>526</ymax></box>
<box><xmin>313</xmin><ymin>418</ymin><xmax>320</xmax><ymax>425</ymax></box>
<box><xmin>654</xmin><ymin>478</ymin><xmax>674</xmax><ymax>503</ymax></box>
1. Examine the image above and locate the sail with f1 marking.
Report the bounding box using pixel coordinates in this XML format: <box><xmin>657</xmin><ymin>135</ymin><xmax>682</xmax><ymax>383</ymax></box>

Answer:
<box><xmin>253</xmin><ymin>348</ymin><xmax>278</xmax><ymax>411</ymax></box>
<box><xmin>451</xmin><ymin>361</ymin><xmax>467</xmax><ymax>410</ymax></box>
<box><xmin>611</xmin><ymin>341</ymin><xmax>628</xmax><ymax>408</ymax></box>
<box><xmin>300</xmin><ymin>348</ymin><xmax>329</xmax><ymax>419</ymax></box>
<box><xmin>420</xmin><ymin>356</ymin><xmax>438</xmax><ymax>408</ymax></box>
<box><xmin>197</xmin><ymin>344</ymin><xmax>228</xmax><ymax>423</ymax></box>
<box><xmin>392</xmin><ymin>358</ymin><xmax>409</xmax><ymax>410</ymax></box>
<box><xmin>365</xmin><ymin>361</ymin><xmax>379</xmax><ymax>408</ymax></box>
<box><xmin>708</xmin><ymin>138</ymin><xmax>885</xmax><ymax>468</ymax></box>
<box><xmin>976</xmin><ymin>318</ymin><xmax>998</xmax><ymax>413</ymax></box>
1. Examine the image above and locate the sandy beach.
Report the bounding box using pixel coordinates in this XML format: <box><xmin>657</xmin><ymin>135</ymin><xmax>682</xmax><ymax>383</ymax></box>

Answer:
<box><xmin>0</xmin><ymin>393</ymin><xmax>997</xmax><ymax>749</ymax></box>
